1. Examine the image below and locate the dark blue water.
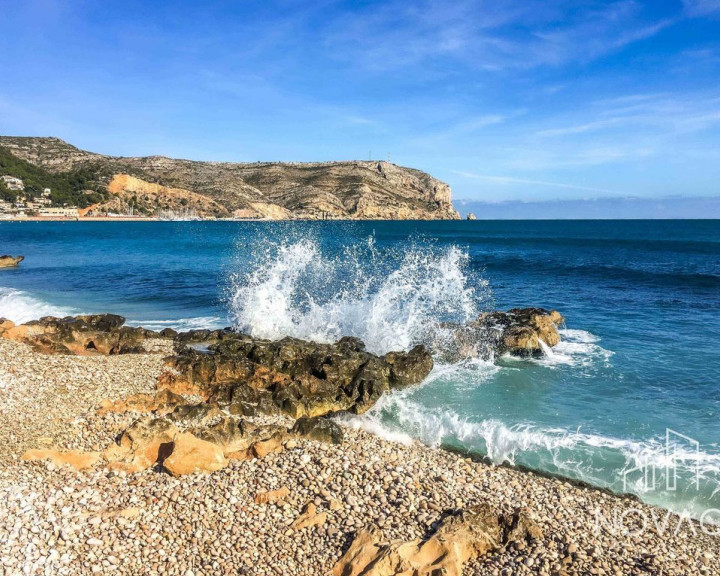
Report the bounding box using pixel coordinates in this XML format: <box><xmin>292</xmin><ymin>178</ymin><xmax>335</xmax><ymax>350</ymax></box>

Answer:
<box><xmin>1</xmin><ymin>220</ymin><xmax>719</xmax><ymax>515</ymax></box>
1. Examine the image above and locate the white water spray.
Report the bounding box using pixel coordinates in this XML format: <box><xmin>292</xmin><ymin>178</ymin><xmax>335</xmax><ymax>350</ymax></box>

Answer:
<box><xmin>228</xmin><ymin>237</ymin><xmax>487</xmax><ymax>354</ymax></box>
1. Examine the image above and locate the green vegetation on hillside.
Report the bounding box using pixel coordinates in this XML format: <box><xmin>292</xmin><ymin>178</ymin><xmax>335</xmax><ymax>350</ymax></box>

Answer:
<box><xmin>0</xmin><ymin>146</ymin><xmax>107</xmax><ymax>207</ymax></box>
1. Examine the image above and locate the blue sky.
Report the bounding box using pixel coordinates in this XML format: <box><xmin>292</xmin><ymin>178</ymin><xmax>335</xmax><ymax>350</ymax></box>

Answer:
<box><xmin>1</xmin><ymin>0</ymin><xmax>719</xmax><ymax>204</ymax></box>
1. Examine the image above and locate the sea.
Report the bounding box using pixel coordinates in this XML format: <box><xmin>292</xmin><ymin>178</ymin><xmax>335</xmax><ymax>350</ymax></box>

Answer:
<box><xmin>1</xmin><ymin>220</ymin><xmax>719</xmax><ymax>518</ymax></box>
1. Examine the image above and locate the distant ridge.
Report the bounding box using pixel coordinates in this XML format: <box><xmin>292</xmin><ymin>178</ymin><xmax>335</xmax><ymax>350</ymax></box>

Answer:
<box><xmin>456</xmin><ymin>197</ymin><xmax>720</xmax><ymax>220</ymax></box>
<box><xmin>0</xmin><ymin>136</ymin><xmax>459</xmax><ymax>220</ymax></box>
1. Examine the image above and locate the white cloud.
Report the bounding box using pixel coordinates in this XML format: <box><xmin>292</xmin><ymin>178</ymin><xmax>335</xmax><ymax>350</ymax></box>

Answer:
<box><xmin>683</xmin><ymin>0</ymin><xmax>720</xmax><ymax>16</ymax></box>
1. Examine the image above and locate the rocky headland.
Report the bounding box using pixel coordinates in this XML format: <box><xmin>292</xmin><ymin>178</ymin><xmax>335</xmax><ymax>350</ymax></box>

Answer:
<box><xmin>0</xmin><ymin>136</ymin><xmax>460</xmax><ymax>220</ymax></box>
<box><xmin>1</xmin><ymin>312</ymin><xmax>718</xmax><ymax>575</ymax></box>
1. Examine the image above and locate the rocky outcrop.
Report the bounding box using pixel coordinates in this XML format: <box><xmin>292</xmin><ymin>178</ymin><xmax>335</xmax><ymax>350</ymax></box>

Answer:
<box><xmin>0</xmin><ymin>136</ymin><xmax>460</xmax><ymax>220</ymax></box>
<box><xmin>159</xmin><ymin>333</ymin><xmax>434</xmax><ymax>418</ymax></box>
<box><xmin>0</xmin><ymin>255</ymin><xmax>24</xmax><ymax>268</ymax></box>
<box><xmin>333</xmin><ymin>505</ymin><xmax>543</xmax><ymax>576</ymax></box>
<box><xmin>105</xmin><ymin>174</ymin><xmax>230</xmax><ymax>218</ymax></box>
<box><xmin>0</xmin><ymin>314</ymin><xmax>164</xmax><ymax>355</ymax></box>
<box><xmin>439</xmin><ymin>308</ymin><xmax>564</xmax><ymax>361</ymax></box>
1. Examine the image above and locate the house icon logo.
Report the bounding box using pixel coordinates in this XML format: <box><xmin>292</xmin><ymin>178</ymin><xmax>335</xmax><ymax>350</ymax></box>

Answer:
<box><xmin>623</xmin><ymin>429</ymin><xmax>700</xmax><ymax>493</ymax></box>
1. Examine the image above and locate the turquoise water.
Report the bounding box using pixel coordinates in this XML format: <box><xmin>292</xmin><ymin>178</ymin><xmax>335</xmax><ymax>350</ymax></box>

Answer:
<box><xmin>1</xmin><ymin>220</ymin><xmax>719</xmax><ymax>516</ymax></box>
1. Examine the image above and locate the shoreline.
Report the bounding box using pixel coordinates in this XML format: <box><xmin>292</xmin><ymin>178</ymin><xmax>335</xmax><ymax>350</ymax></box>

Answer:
<box><xmin>1</xmin><ymin>338</ymin><xmax>718</xmax><ymax>575</ymax></box>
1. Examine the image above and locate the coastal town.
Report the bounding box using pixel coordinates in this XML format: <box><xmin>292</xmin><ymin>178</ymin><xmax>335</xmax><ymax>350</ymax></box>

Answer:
<box><xmin>0</xmin><ymin>175</ymin><xmax>100</xmax><ymax>220</ymax></box>
<box><xmin>0</xmin><ymin>174</ymin><xmax>195</xmax><ymax>221</ymax></box>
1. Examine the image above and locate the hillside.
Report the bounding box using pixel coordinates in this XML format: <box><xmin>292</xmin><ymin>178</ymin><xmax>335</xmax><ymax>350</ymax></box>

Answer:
<box><xmin>0</xmin><ymin>136</ymin><xmax>460</xmax><ymax>219</ymax></box>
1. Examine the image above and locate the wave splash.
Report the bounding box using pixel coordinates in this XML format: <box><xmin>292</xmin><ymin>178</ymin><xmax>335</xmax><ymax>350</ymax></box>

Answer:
<box><xmin>0</xmin><ymin>286</ymin><xmax>75</xmax><ymax>324</ymax></box>
<box><xmin>228</xmin><ymin>236</ymin><xmax>488</xmax><ymax>355</ymax></box>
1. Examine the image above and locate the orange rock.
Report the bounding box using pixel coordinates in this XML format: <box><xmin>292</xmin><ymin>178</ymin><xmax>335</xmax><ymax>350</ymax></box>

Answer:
<box><xmin>291</xmin><ymin>502</ymin><xmax>327</xmax><ymax>531</ymax></box>
<box><xmin>103</xmin><ymin>417</ymin><xmax>178</xmax><ymax>472</ymax></box>
<box><xmin>157</xmin><ymin>370</ymin><xmax>206</xmax><ymax>397</ymax></box>
<box><xmin>22</xmin><ymin>449</ymin><xmax>101</xmax><ymax>470</ymax></box>
<box><xmin>162</xmin><ymin>432</ymin><xmax>227</xmax><ymax>476</ymax></box>
<box><xmin>225</xmin><ymin>449</ymin><xmax>250</xmax><ymax>461</ymax></box>
<box><xmin>251</xmin><ymin>436</ymin><xmax>283</xmax><ymax>459</ymax></box>
<box><xmin>254</xmin><ymin>486</ymin><xmax>290</xmax><ymax>504</ymax></box>
<box><xmin>332</xmin><ymin>505</ymin><xmax>542</xmax><ymax>576</ymax></box>
<box><xmin>0</xmin><ymin>318</ymin><xmax>15</xmax><ymax>336</ymax></box>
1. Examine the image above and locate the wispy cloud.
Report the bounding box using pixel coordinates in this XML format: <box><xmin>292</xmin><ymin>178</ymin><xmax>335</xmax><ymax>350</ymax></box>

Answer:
<box><xmin>452</xmin><ymin>170</ymin><xmax>617</xmax><ymax>194</ymax></box>
<box><xmin>683</xmin><ymin>0</ymin><xmax>720</xmax><ymax>17</ymax></box>
<box><xmin>321</xmin><ymin>0</ymin><xmax>675</xmax><ymax>73</ymax></box>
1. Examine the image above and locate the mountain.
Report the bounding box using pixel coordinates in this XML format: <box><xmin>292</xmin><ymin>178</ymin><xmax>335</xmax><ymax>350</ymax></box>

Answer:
<box><xmin>0</xmin><ymin>136</ymin><xmax>459</xmax><ymax>220</ymax></box>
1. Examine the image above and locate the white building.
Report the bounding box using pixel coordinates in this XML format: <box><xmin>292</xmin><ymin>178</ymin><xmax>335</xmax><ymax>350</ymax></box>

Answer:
<box><xmin>1</xmin><ymin>176</ymin><xmax>25</xmax><ymax>191</ymax></box>
<box><xmin>39</xmin><ymin>207</ymin><xmax>79</xmax><ymax>218</ymax></box>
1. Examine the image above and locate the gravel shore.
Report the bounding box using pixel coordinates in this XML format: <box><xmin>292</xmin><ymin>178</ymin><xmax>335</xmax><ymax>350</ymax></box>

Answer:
<box><xmin>1</xmin><ymin>338</ymin><xmax>718</xmax><ymax>576</ymax></box>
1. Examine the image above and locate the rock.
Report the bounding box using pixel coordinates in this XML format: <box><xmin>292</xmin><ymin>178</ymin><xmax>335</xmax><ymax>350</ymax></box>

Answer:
<box><xmin>501</xmin><ymin>508</ymin><xmax>544</xmax><ymax>543</ymax></box>
<box><xmin>332</xmin><ymin>505</ymin><xmax>542</xmax><ymax>576</ymax></box>
<box><xmin>255</xmin><ymin>486</ymin><xmax>290</xmax><ymax>504</ymax></box>
<box><xmin>162</xmin><ymin>432</ymin><xmax>227</xmax><ymax>476</ymax></box>
<box><xmin>251</xmin><ymin>436</ymin><xmax>283</xmax><ymax>459</ymax></box>
<box><xmin>0</xmin><ymin>318</ymin><xmax>15</xmax><ymax>336</ymax></box>
<box><xmin>439</xmin><ymin>308</ymin><xmax>565</xmax><ymax>361</ymax></box>
<box><xmin>193</xmin><ymin>417</ymin><xmax>286</xmax><ymax>459</ymax></box>
<box><xmin>291</xmin><ymin>417</ymin><xmax>344</xmax><ymax>445</ymax></box>
<box><xmin>160</xmin><ymin>333</ymin><xmax>434</xmax><ymax>418</ymax></box>
<box><xmin>383</xmin><ymin>345</ymin><xmax>435</xmax><ymax>389</ymax></box>
<box><xmin>1</xmin><ymin>314</ymin><xmax>166</xmax><ymax>355</ymax></box>
<box><xmin>0</xmin><ymin>255</ymin><xmax>24</xmax><ymax>268</ymax></box>
<box><xmin>291</xmin><ymin>502</ymin><xmax>327</xmax><ymax>531</ymax></box>
<box><xmin>104</xmin><ymin>417</ymin><xmax>178</xmax><ymax>472</ymax></box>
<box><xmin>21</xmin><ymin>449</ymin><xmax>101</xmax><ymax>470</ymax></box>
<box><xmin>98</xmin><ymin>389</ymin><xmax>185</xmax><ymax>415</ymax></box>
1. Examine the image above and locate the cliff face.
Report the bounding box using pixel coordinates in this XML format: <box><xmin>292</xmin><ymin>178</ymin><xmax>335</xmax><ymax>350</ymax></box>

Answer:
<box><xmin>0</xmin><ymin>136</ymin><xmax>460</xmax><ymax>220</ymax></box>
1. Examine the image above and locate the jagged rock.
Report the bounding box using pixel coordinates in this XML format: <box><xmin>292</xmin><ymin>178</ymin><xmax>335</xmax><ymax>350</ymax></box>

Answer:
<box><xmin>0</xmin><ymin>255</ymin><xmax>24</xmax><ymax>268</ymax></box>
<box><xmin>166</xmin><ymin>402</ymin><xmax>220</xmax><ymax>425</ymax></box>
<box><xmin>291</xmin><ymin>417</ymin><xmax>344</xmax><ymax>445</ymax></box>
<box><xmin>1</xmin><ymin>314</ymin><xmax>165</xmax><ymax>355</ymax></box>
<box><xmin>104</xmin><ymin>417</ymin><xmax>177</xmax><ymax>472</ymax></box>
<box><xmin>160</xmin><ymin>333</ymin><xmax>434</xmax><ymax>418</ymax></box>
<box><xmin>22</xmin><ymin>449</ymin><xmax>100</xmax><ymax>470</ymax></box>
<box><xmin>332</xmin><ymin>505</ymin><xmax>542</xmax><ymax>576</ymax></box>
<box><xmin>162</xmin><ymin>432</ymin><xmax>227</xmax><ymax>476</ymax></box>
<box><xmin>98</xmin><ymin>389</ymin><xmax>185</xmax><ymax>415</ymax></box>
<box><xmin>383</xmin><ymin>346</ymin><xmax>435</xmax><ymax>389</ymax></box>
<box><xmin>192</xmin><ymin>417</ymin><xmax>287</xmax><ymax>458</ymax></box>
<box><xmin>440</xmin><ymin>308</ymin><xmax>564</xmax><ymax>361</ymax></box>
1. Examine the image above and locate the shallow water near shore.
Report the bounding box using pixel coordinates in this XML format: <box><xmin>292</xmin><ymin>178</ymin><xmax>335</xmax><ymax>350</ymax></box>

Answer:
<box><xmin>1</xmin><ymin>219</ymin><xmax>719</xmax><ymax>517</ymax></box>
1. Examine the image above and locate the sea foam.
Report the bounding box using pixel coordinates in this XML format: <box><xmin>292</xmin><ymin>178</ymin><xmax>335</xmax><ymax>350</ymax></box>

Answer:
<box><xmin>0</xmin><ymin>286</ymin><xmax>75</xmax><ymax>324</ymax></box>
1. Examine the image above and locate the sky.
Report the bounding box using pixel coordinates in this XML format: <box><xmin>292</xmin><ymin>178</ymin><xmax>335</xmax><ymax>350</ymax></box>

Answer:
<box><xmin>0</xmin><ymin>0</ymin><xmax>719</xmax><ymax>208</ymax></box>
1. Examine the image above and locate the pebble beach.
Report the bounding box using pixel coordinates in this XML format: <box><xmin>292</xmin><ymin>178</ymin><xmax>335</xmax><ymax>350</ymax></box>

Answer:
<box><xmin>1</xmin><ymin>338</ymin><xmax>719</xmax><ymax>576</ymax></box>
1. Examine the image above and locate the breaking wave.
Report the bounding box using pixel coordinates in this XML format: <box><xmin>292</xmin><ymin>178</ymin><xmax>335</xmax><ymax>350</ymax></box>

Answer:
<box><xmin>347</xmin><ymin>381</ymin><xmax>720</xmax><ymax>518</ymax></box>
<box><xmin>0</xmin><ymin>286</ymin><xmax>75</xmax><ymax>324</ymax></box>
<box><xmin>228</xmin><ymin>236</ymin><xmax>488</xmax><ymax>355</ymax></box>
